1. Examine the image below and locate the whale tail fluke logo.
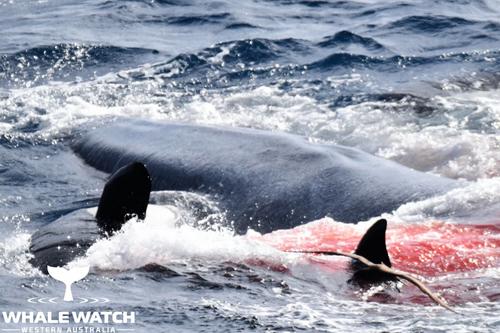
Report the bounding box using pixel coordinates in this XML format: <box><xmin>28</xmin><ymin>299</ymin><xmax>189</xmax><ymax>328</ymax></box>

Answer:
<box><xmin>47</xmin><ymin>265</ymin><xmax>90</xmax><ymax>301</ymax></box>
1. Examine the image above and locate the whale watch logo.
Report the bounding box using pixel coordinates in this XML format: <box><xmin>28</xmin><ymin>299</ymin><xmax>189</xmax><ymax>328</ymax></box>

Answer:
<box><xmin>1</xmin><ymin>264</ymin><xmax>137</xmax><ymax>332</ymax></box>
<box><xmin>47</xmin><ymin>265</ymin><xmax>90</xmax><ymax>302</ymax></box>
<box><xmin>27</xmin><ymin>265</ymin><xmax>109</xmax><ymax>304</ymax></box>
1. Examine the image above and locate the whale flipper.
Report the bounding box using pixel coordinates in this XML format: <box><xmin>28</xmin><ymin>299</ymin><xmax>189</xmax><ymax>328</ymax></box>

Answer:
<box><xmin>350</xmin><ymin>219</ymin><xmax>393</xmax><ymax>283</ymax></box>
<box><xmin>29</xmin><ymin>162</ymin><xmax>152</xmax><ymax>273</ymax></box>
<box><xmin>96</xmin><ymin>162</ymin><xmax>152</xmax><ymax>234</ymax></box>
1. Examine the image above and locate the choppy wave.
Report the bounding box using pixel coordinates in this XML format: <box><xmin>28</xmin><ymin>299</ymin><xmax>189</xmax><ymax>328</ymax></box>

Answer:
<box><xmin>387</xmin><ymin>15</ymin><xmax>478</xmax><ymax>33</ymax></box>
<box><xmin>0</xmin><ymin>43</ymin><xmax>161</xmax><ymax>87</ymax></box>
<box><xmin>317</xmin><ymin>30</ymin><xmax>391</xmax><ymax>54</ymax></box>
<box><xmin>1</xmin><ymin>75</ymin><xmax>498</xmax><ymax>179</ymax></box>
<box><xmin>394</xmin><ymin>177</ymin><xmax>500</xmax><ymax>222</ymax></box>
<box><xmin>0</xmin><ymin>230</ymin><xmax>34</xmax><ymax>277</ymax></box>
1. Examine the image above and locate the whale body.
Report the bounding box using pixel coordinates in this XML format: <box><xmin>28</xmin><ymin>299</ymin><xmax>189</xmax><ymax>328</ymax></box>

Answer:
<box><xmin>73</xmin><ymin>119</ymin><xmax>460</xmax><ymax>234</ymax></box>
<box><xmin>30</xmin><ymin>157</ymin><xmax>391</xmax><ymax>278</ymax></box>
<box><xmin>30</xmin><ymin>159</ymin><xmax>395</xmax><ymax>279</ymax></box>
<box><xmin>30</xmin><ymin>120</ymin><xmax>461</xmax><ymax>272</ymax></box>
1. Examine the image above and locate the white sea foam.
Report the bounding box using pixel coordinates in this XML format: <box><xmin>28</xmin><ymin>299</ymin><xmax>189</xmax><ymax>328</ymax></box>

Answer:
<box><xmin>0</xmin><ymin>213</ymin><xmax>37</xmax><ymax>276</ymax></box>
<box><xmin>1</xmin><ymin>75</ymin><xmax>498</xmax><ymax>181</ymax></box>
<box><xmin>0</xmin><ymin>80</ymin><xmax>170</xmax><ymax>142</ymax></box>
<box><xmin>74</xmin><ymin>205</ymin><xmax>289</xmax><ymax>272</ymax></box>
<box><xmin>393</xmin><ymin>177</ymin><xmax>500</xmax><ymax>222</ymax></box>
<box><xmin>177</xmin><ymin>86</ymin><xmax>500</xmax><ymax>181</ymax></box>
<box><xmin>0</xmin><ymin>231</ymin><xmax>36</xmax><ymax>277</ymax></box>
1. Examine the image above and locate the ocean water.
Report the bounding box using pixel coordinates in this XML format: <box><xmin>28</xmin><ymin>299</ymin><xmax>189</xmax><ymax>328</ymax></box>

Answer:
<box><xmin>0</xmin><ymin>0</ymin><xmax>499</xmax><ymax>332</ymax></box>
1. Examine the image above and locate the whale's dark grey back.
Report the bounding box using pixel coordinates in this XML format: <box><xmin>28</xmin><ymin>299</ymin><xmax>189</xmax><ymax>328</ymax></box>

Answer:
<box><xmin>73</xmin><ymin>120</ymin><xmax>459</xmax><ymax>234</ymax></box>
<box><xmin>29</xmin><ymin>209</ymin><xmax>100</xmax><ymax>273</ymax></box>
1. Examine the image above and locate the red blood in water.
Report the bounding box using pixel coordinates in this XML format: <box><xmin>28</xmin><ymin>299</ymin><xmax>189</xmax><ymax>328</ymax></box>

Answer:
<box><xmin>255</xmin><ymin>219</ymin><xmax>500</xmax><ymax>277</ymax></box>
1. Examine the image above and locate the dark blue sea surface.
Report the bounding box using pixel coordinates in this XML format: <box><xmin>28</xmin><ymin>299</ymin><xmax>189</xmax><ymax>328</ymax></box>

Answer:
<box><xmin>0</xmin><ymin>0</ymin><xmax>499</xmax><ymax>332</ymax></box>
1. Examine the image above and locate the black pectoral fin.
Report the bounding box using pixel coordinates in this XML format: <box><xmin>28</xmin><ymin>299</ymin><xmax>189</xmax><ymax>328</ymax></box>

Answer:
<box><xmin>354</xmin><ymin>218</ymin><xmax>392</xmax><ymax>267</ymax></box>
<box><xmin>96</xmin><ymin>162</ymin><xmax>152</xmax><ymax>234</ymax></box>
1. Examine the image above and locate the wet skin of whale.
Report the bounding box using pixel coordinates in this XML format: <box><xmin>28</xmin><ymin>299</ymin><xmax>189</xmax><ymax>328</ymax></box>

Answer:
<box><xmin>30</xmin><ymin>162</ymin><xmax>395</xmax><ymax>279</ymax></box>
<box><xmin>30</xmin><ymin>115</ymin><xmax>459</xmax><ymax>273</ymax></box>
<box><xmin>73</xmin><ymin>119</ymin><xmax>460</xmax><ymax>234</ymax></box>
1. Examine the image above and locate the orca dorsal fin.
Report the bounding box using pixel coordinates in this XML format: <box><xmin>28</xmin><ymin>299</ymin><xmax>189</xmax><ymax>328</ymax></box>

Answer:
<box><xmin>354</xmin><ymin>219</ymin><xmax>391</xmax><ymax>267</ymax></box>
<box><xmin>96</xmin><ymin>162</ymin><xmax>151</xmax><ymax>234</ymax></box>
